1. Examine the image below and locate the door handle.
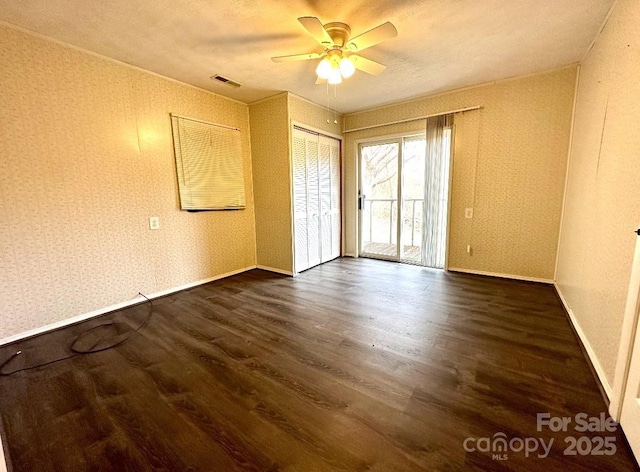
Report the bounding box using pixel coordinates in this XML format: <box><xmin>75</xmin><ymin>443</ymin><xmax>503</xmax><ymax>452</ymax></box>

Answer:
<box><xmin>358</xmin><ymin>193</ymin><xmax>366</xmax><ymax>210</ymax></box>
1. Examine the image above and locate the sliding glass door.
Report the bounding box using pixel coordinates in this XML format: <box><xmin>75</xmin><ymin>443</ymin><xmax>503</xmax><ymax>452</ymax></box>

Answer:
<box><xmin>359</xmin><ymin>128</ymin><xmax>452</xmax><ymax>268</ymax></box>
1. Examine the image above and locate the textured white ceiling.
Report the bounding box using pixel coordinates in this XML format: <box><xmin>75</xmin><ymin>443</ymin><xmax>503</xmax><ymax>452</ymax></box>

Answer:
<box><xmin>0</xmin><ymin>0</ymin><xmax>613</xmax><ymax>113</ymax></box>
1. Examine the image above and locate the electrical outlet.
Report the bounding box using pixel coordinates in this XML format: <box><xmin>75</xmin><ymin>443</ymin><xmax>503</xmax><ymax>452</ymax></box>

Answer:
<box><xmin>149</xmin><ymin>217</ymin><xmax>160</xmax><ymax>230</ymax></box>
<box><xmin>465</xmin><ymin>208</ymin><xmax>474</xmax><ymax>219</ymax></box>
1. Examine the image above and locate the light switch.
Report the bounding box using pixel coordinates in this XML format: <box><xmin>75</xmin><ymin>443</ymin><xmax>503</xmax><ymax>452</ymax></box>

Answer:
<box><xmin>465</xmin><ymin>208</ymin><xmax>473</xmax><ymax>219</ymax></box>
<box><xmin>149</xmin><ymin>217</ymin><xmax>160</xmax><ymax>230</ymax></box>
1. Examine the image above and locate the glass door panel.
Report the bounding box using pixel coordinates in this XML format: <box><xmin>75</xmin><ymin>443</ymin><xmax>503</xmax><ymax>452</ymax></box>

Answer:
<box><xmin>360</xmin><ymin>142</ymin><xmax>399</xmax><ymax>260</ymax></box>
<box><xmin>400</xmin><ymin>136</ymin><xmax>427</xmax><ymax>264</ymax></box>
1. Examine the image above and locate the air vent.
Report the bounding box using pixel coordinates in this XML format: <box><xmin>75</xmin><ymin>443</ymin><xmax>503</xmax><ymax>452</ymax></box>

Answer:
<box><xmin>210</xmin><ymin>75</ymin><xmax>241</xmax><ymax>88</ymax></box>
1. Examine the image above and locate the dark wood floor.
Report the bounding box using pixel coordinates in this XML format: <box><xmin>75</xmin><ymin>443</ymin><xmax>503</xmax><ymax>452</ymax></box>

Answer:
<box><xmin>0</xmin><ymin>258</ymin><xmax>638</xmax><ymax>471</ymax></box>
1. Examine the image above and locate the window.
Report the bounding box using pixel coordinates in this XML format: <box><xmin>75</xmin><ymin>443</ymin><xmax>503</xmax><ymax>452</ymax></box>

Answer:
<box><xmin>170</xmin><ymin>114</ymin><xmax>245</xmax><ymax>210</ymax></box>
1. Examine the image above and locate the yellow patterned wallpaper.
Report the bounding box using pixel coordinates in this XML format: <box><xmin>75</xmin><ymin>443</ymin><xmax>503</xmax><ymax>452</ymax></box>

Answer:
<box><xmin>343</xmin><ymin>67</ymin><xmax>577</xmax><ymax>280</ymax></box>
<box><xmin>288</xmin><ymin>93</ymin><xmax>343</xmax><ymax>137</ymax></box>
<box><xmin>249</xmin><ymin>94</ymin><xmax>293</xmax><ymax>273</ymax></box>
<box><xmin>556</xmin><ymin>0</ymin><xmax>640</xmax><ymax>384</ymax></box>
<box><xmin>0</xmin><ymin>25</ymin><xmax>256</xmax><ymax>340</ymax></box>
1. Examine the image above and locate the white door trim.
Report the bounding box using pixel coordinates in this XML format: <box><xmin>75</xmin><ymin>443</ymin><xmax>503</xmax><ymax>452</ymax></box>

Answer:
<box><xmin>610</xmin><ymin>227</ymin><xmax>640</xmax><ymax>420</ymax></box>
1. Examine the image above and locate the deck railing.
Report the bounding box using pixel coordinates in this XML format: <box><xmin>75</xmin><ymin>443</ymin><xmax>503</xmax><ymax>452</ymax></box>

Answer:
<box><xmin>363</xmin><ymin>198</ymin><xmax>424</xmax><ymax>246</ymax></box>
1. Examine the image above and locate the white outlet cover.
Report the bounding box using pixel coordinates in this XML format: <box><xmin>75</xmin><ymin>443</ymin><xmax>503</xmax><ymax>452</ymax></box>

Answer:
<box><xmin>149</xmin><ymin>217</ymin><xmax>160</xmax><ymax>230</ymax></box>
<box><xmin>465</xmin><ymin>208</ymin><xmax>474</xmax><ymax>219</ymax></box>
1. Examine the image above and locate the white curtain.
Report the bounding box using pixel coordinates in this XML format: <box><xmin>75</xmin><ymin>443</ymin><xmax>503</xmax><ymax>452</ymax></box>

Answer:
<box><xmin>423</xmin><ymin>114</ymin><xmax>453</xmax><ymax>268</ymax></box>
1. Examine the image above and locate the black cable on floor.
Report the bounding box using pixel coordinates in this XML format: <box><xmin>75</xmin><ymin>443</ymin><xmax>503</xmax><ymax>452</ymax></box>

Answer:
<box><xmin>0</xmin><ymin>292</ymin><xmax>153</xmax><ymax>376</ymax></box>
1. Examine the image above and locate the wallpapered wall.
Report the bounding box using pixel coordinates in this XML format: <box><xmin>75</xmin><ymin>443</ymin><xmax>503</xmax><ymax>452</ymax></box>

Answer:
<box><xmin>249</xmin><ymin>93</ymin><xmax>344</xmax><ymax>274</ymax></box>
<box><xmin>0</xmin><ymin>25</ymin><xmax>256</xmax><ymax>341</ymax></box>
<box><xmin>343</xmin><ymin>67</ymin><xmax>577</xmax><ymax>280</ymax></box>
<box><xmin>249</xmin><ymin>94</ymin><xmax>293</xmax><ymax>273</ymax></box>
<box><xmin>556</xmin><ymin>0</ymin><xmax>640</xmax><ymax>388</ymax></box>
<box><xmin>288</xmin><ymin>94</ymin><xmax>343</xmax><ymax>137</ymax></box>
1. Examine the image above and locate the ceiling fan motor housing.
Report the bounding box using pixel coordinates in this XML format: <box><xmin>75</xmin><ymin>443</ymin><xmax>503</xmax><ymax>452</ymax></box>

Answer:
<box><xmin>323</xmin><ymin>22</ymin><xmax>352</xmax><ymax>48</ymax></box>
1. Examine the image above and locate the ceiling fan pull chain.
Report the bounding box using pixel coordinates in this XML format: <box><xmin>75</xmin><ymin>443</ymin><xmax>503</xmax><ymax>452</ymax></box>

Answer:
<box><xmin>326</xmin><ymin>81</ymin><xmax>330</xmax><ymax>124</ymax></box>
<box><xmin>334</xmin><ymin>85</ymin><xmax>338</xmax><ymax>124</ymax></box>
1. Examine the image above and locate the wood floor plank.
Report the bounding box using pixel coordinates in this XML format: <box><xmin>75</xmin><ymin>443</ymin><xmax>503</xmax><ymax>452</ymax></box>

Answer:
<box><xmin>0</xmin><ymin>258</ymin><xmax>638</xmax><ymax>471</ymax></box>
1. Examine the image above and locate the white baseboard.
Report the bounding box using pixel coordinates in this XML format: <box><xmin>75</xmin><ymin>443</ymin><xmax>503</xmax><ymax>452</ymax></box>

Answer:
<box><xmin>447</xmin><ymin>267</ymin><xmax>554</xmax><ymax>284</ymax></box>
<box><xmin>256</xmin><ymin>265</ymin><xmax>294</xmax><ymax>276</ymax></box>
<box><xmin>0</xmin><ymin>265</ymin><xmax>256</xmax><ymax>346</ymax></box>
<box><xmin>554</xmin><ymin>284</ymin><xmax>613</xmax><ymax>400</ymax></box>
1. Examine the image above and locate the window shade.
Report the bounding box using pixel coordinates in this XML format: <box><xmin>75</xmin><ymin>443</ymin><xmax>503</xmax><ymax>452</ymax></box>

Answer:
<box><xmin>170</xmin><ymin>114</ymin><xmax>245</xmax><ymax>210</ymax></box>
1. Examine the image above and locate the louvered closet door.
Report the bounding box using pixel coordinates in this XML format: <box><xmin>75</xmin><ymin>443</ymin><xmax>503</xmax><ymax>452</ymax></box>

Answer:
<box><xmin>292</xmin><ymin>129</ymin><xmax>309</xmax><ymax>272</ymax></box>
<box><xmin>293</xmin><ymin>127</ymin><xmax>341</xmax><ymax>273</ymax></box>
<box><xmin>306</xmin><ymin>136</ymin><xmax>321</xmax><ymax>268</ymax></box>
<box><xmin>319</xmin><ymin>137</ymin><xmax>333</xmax><ymax>263</ymax></box>
<box><xmin>329</xmin><ymin>137</ymin><xmax>341</xmax><ymax>259</ymax></box>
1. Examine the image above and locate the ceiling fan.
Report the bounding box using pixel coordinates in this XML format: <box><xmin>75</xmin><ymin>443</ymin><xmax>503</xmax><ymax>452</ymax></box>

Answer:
<box><xmin>271</xmin><ymin>17</ymin><xmax>397</xmax><ymax>84</ymax></box>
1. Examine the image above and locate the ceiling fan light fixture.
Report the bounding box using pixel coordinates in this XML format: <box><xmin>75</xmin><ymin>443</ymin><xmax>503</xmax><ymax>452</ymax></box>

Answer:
<box><xmin>339</xmin><ymin>57</ymin><xmax>356</xmax><ymax>78</ymax></box>
<box><xmin>315</xmin><ymin>57</ymin><xmax>333</xmax><ymax>79</ymax></box>
<box><xmin>328</xmin><ymin>67</ymin><xmax>343</xmax><ymax>84</ymax></box>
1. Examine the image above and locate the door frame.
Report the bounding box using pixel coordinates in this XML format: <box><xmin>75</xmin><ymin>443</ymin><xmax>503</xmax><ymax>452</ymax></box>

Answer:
<box><xmin>290</xmin><ymin>121</ymin><xmax>343</xmax><ymax>276</ymax></box>
<box><xmin>610</xmin><ymin>228</ymin><xmax>640</xmax><ymax>421</ymax></box>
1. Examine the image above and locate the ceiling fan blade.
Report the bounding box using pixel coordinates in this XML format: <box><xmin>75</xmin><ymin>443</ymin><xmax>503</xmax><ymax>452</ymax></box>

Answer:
<box><xmin>271</xmin><ymin>52</ymin><xmax>322</xmax><ymax>63</ymax></box>
<box><xmin>350</xmin><ymin>55</ymin><xmax>387</xmax><ymax>75</ymax></box>
<box><xmin>347</xmin><ymin>22</ymin><xmax>397</xmax><ymax>52</ymax></box>
<box><xmin>298</xmin><ymin>16</ymin><xmax>333</xmax><ymax>46</ymax></box>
